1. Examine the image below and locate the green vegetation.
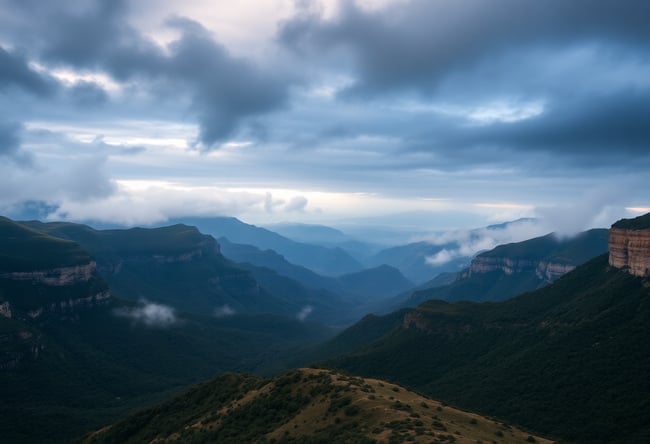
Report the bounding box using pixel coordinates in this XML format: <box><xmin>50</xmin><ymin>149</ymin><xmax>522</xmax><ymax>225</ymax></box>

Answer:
<box><xmin>22</xmin><ymin>220</ymin><xmax>319</xmax><ymax>318</ymax></box>
<box><xmin>479</xmin><ymin>229</ymin><xmax>608</xmax><ymax>264</ymax></box>
<box><xmin>612</xmin><ymin>212</ymin><xmax>650</xmax><ymax>229</ymax></box>
<box><xmin>0</xmin><ymin>216</ymin><xmax>333</xmax><ymax>443</ymax></box>
<box><xmin>0</xmin><ymin>301</ymin><xmax>331</xmax><ymax>443</ymax></box>
<box><xmin>0</xmin><ymin>216</ymin><xmax>90</xmax><ymax>271</ymax></box>
<box><xmin>82</xmin><ymin>368</ymin><xmax>551</xmax><ymax>444</ymax></box>
<box><xmin>404</xmin><ymin>228</ymin><xmax>608</xmax><ymax>305</ymax></box>
<box><xmin>325</xmin><ymin>254</ymin><xmax>650</xmax><ymax>443</ymax></box>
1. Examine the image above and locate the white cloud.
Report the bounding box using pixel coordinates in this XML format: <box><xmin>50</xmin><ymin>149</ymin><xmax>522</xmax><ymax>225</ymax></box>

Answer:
<box><xmin>296</xmin><ymin>305</ymin><xmax>313</xmax><ymax>321</ymax></box>
<box><xmin>214</xmin><ymin>304</ymin><xmax>236</xmax><ymax>318</ymax></box>
<box><xmin>424</xmin><ymin>219</ymin><xmax>550</xmax><ymax>266</ymax></box>
<box><xmin>285</xmin><ymin>195</ymin><xmax>308</xmax><ymax>212</ymax></box>
<box><xmin>114</xmin><ymin>301</ymin><xmax>178</xmax><ymax>327</ymax></box>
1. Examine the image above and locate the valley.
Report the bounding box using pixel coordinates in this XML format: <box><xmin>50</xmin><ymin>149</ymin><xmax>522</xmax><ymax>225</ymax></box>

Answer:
<box><xmin>1</xmin><ymin>212</ymin><xmax>649</xmax><ymax>443</ymax></box>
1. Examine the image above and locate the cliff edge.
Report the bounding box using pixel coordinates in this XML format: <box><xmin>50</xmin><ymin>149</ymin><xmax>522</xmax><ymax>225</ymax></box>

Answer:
<box><xmin>609</xmin><ymin>213</ymin><xmax>650</xmax><ymax>277</ymax></box>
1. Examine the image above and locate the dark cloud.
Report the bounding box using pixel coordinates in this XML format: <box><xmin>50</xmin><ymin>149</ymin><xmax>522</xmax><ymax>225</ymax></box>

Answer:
<box><xmin>69</xmin><ymin>81</ymin><xmax>109</xmax><ymax>107</ymax></box>
<box><xmin>0</xmin><ymin>0</ymin><xmax>291</xmax><ymax>147</ymax></box>
<box><xmin>165</xmin><ymin>18</ymin><xmax>290</xmax><ymax>147</ymax></box>
<box><xmin>0</xmin><ymin>121</ymin><xmax>31</xmax><ymax>165</ymax></box>
<box><xmin>279</xmin><ymin>0</ymin><xmax>650</xmax><ymax>97</ymax></box>
<box><xmin>398</xmin><ymin>90</ymin><xmax>650</xmax><ymax>168</ymax></box>
<box><xmin>0</xmin><ymin>46</ymin><xmax>57</xmax><ymax>96</ymax></box>
<box><xmin>466</xmin><ymin>92</ymin><xmax>650</xmax><ymax>156</ymax></box>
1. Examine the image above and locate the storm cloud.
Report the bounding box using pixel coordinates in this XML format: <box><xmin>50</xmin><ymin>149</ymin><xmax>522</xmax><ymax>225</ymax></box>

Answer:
<box><xmin>0</xmin><ymin>0</ymin><xmax>647</xmax><ymax>229</ymax></box>
<box><xmin>0</xmin><ymin>0</ymin><xmax>292</xmax><ymax>147</ymax></box>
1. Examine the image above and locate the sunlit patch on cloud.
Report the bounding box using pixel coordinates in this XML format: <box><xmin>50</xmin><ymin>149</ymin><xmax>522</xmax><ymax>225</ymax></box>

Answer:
<box><xmin>626</xmin><ymin>207</ymin><xmax>650</xmax><ymax>214</ymax></box>
<box><xmin>466</xmin><ymin>101</ymin><xmax>544</xmax><ymax>124</ymax></box>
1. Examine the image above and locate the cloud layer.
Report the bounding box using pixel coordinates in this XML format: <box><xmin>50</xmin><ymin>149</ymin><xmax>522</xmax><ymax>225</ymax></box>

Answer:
<box><xmin>0</xmin><ymin>0</ymin><xmax>647</xmax><ymax>229</ymax></box>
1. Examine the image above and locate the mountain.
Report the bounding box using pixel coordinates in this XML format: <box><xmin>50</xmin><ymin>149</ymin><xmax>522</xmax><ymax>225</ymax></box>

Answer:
<box><xmin>265</xmin><ymin>222</ymin><xmax>350</xmax><ymax>244</ymax></box>
<box><xmin>609</xmin><ymin>212</ymin><xmax>650</xmax><ymax>277</ymax></box>
<box><xmin>218</xmin><ymin>236</ymin><xmax>346</xmax><ymax>295</ymax></box>
<box><xmin>22</xmin><ymin>221</ymin><xmax>319</xmax><ymax>319</ymax></box>
<box><xmin>368</xmin><ymin>219</ymin><xmax>545</xmax><ymax>285</ymax></box>
<box><xmin>265</xmin><ymin>222</ymin><xmax>385</xmax><ymax>262</ymax></box>
<box><xmin>0</xmin><ymin>216</ymin><xmax>110</xmax><ymax>321</ymax></box>
<box><xmin>338</xmin><ymin>264</ymin><xmax>414</xmax><ymax>300</ymax></box>
<box><xmin>219</xmin><ymin>237</ymin><xmax>415</xmax><ymax>308</ymax></box>
<box><xmin>0</xmin><ymin>216</ymin><xmax>332</xmax><ymax>443</ymax></box>
<box><xmin>82</xmin><ymin>368</ymin><xmax>552</xmax><ymax>444</ymax></box>
<box><xmin>320</xmin><ymin>251</ymin><xmax>650</xmax><ymax>443</ymax></box>
<box><xmin>169</xmin><ymin>217</ymin><xmax>363</xmax><ymax>276</ymax></box>
<box><xmin>369</xmin><ymin>240</ymin><xmax>468</xmax><ymax>284</ymax></box>
<box><xmin>403</xmin><ymin>228</ymin><xmax>608</xmax><ymax>306</ymax></box>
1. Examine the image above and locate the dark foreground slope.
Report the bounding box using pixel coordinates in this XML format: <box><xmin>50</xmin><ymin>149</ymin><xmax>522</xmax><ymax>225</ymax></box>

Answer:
<box><xmin>324</xmin><ymin>255</ymin><xmax>650</xmax><ymax>444</ymax></box>
<box><xmin>83</xmin><ymin>368</ymin><xmax>552</xmax><ymax>444</ymax></box>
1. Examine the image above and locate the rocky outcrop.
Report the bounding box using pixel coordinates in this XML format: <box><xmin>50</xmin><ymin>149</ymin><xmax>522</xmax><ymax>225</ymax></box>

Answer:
<box><xmin>609</xmin><ymin>227</ymin><xmax>650</xmax><ymax>277</ymax></box>
<box><xmin>463</xmin><ymin>256</ymin><xmax>574</xmax><ymax>283</ymax></box>
<box><xmin>0</xmin><ymin>301</ymin><xmax>11</xmax><ymax>318</ymax></box>
<box><xmin>2</xmin><ymin>262</ymin><xmax>96</xmax><ymax>286</ymax></box>
<box><xmin>25</xmin><ymin>291</ymin><xmax>111</xmax><ymax>320</ymax></box>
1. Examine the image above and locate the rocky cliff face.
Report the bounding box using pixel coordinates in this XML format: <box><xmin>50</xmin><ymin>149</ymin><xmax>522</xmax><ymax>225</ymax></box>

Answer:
<box><xmin>1</xmin><ymin>260</ymin><xmax>110</xmax><ymax>320</ymax></box>
<box><xmin>609</xmin><ymin>227</ymin><xmax>650</xmax><ymax>277</ymax></box>
<box><xmin>2</xmin><ymin>262</ymin><xmax>96</xmax><ymax>286</ymax></box>
<box><xmin>463</xmin><ymin>256</ymin><xmax>574</xmax><ymax>283</ymax></box>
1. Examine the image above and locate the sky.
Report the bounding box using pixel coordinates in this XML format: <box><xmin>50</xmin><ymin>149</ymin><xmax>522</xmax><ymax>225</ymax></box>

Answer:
<box><xmin>0</xmin><ymin>0</ymin><xmax>649</xmax><ymax>236</ymax></box>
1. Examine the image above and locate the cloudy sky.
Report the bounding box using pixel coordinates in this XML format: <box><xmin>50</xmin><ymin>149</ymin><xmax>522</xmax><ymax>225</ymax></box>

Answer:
<box><xmin>1</xmin><ymin>0</ymin><xmax>648</xmax><ymax>234</ymax></box>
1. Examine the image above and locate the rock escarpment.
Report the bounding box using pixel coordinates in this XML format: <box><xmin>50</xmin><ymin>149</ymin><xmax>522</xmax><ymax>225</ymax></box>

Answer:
<box><xmin>464</xmin><ymin>256</ymin><xmax>575</xmax><ymax>283</ymax></box>
<box><xmin>609</xmin><ymin>213</ymin><xmax>650</xmax><ymax>278</ymax></box>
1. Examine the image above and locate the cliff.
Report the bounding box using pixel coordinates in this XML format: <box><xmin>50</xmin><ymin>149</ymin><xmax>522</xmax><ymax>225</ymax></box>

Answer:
<box><xmin>465</xmin><ymin>229</ymin><xmax>609</xmax><ymax>283</ymax></box>
<box><xmin>609</xmin><ymin>213</ymin><xmax>650</xmax><ymax>277</ymax></box>
<box><xmin>0</xmin><ymin>218</ymin><xmax>111</xmax><ymax>320</ymax></box>
<box><xmin>464</xmin><ymin>256</ymin><xmax>575</xmax><ymax>283</ymax></box>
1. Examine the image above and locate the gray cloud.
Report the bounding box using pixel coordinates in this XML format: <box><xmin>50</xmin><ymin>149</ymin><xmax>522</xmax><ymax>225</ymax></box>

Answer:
<box><xmin>0</xmin><ymin>0</ymin><xmax>291</xmax><ymax>147</ymax></box>
<box><xmin>0</xmin><ymin>121</ymin><xmax>32</xmax><ymax>165</ymax></box>
<box><xmin>0</xmin><ymin>46</ymin><xmax>57</xmax><ymax>96</ymax></box>
<box><xmin>279</xmin><ymin>0</ymin><xmax>650</xmax><ymax>97</ymax></box>
<box><xmin>68</xmin><ymin>81</ymin><xmax>109</xmax><ymax>107</ymax></box>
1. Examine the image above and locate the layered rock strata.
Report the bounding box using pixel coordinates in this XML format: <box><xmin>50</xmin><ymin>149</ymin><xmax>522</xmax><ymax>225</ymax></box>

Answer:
<box><xmin>609</xmin><ymin>227</ymin><xmax>650</xmax><ymax>277</ymax></box>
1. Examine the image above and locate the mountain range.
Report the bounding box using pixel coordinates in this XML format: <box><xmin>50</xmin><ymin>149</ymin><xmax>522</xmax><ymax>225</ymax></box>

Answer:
<box><xmin>2</xmin><ymin>212</ymin><xmax>649</xmax><ymax>443</ymax></box>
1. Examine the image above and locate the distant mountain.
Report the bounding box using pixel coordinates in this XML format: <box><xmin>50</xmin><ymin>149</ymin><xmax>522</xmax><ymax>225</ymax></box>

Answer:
<box><xmin>264</xmin><ymin>222</ymin><xmax>384</xmax><ymax>262</ymax></box>
<box><xmin>169</xmin><ymin>217</ymin><xmax>363</xmax><ymax>276</ymax></box>
<box><xmin>404</xmin><ymin>228</ymin><xmax>608</xmax><ymax>306</ymax></box>
<box><xmin>218</xmin><ymin>236</ymin><xmax>346</xmax><ymax>295</ymax></box>
<box><xmin>368</xmin><ymin>218</ymin><xmax>543</xmax><ymax>285</ymax></box>
<box><xmin>369</xmin><ymin>240</ymin><xmax>468</xmax><ymax>284</ymax></box>
<box><xmin>219</xmin><ymin>237</ymin><xmax>416</xmax><ymax>312</ymax></box>
<box><xmin>338</xmin><ymin>264</ymin><xmax>413</xmax><ymax>300</ymax></box>
<box><xmin>82</xmin><ymin>368</ymin><xmax>551</xmax><ymax>444</ymax></box>
<box><xmin>265</xmin><ymin>222</ymin><xmax>350</xmax><ymax>243</ymax></box>
<box><xmin>321</xmin><ymin>253</ymin><xmax>650</xmax><ymax>443</ymax></box>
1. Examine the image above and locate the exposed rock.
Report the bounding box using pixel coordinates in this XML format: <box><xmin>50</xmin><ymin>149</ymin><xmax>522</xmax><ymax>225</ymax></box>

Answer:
<box><xmin>609</xmin><ymin>227</ymin><xmax>650</xmax><ymax>277</ymax></box>
<box><xmin>2</xmin><ymin>262</ymin><xmax>96</xmax><ymax>286</ymax></box>
<box><xmin>464</xmin><ymin>256</ymin><xmax>574</xmax><ymax>283</ymax></box>
<box><xmin>0</xmin><ymin>301</ymin><xmax>11</xmax><ymax>318</ymax></box>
